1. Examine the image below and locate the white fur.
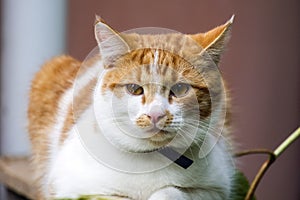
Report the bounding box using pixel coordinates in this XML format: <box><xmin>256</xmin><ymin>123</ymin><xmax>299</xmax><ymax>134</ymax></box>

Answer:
<box><xmin>44</xmin><ymin>59</ymin><xmax>234</xmax><ymax>199</ymax></box>
<box><xmin>150</xmin><ymin>50</ymin><xmax>159</xmax><ymax>82</ymax></box>
<box><xmin>48</xmin><ymin>106</ymin><xmax>233</xmax><ymax>199</ymax></box>
<box><xmin>153</xmin><ymin>50</ymin><xmax>159</xmax><ymax>66</ymax></box>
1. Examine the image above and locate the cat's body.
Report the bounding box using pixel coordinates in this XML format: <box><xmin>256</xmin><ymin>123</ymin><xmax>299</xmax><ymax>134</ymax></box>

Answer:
<box><xmin>28</xmin><ymin>17</ymin><xmax>235</xmax><ymax>200</ymax></box>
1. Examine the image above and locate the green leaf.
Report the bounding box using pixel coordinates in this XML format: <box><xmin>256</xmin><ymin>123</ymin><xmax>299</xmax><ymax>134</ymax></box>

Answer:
<box><xmin>230</xmin><ymin>170</ymin><xmax>255</xmax><ymax>200</ymax></box>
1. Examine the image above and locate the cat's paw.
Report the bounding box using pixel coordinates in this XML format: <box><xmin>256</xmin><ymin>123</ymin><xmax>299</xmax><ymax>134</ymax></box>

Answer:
<box><xmin>99</xmin><ymin>196</ymin><xmax>132</xmax><ymax>200</ymax></box>
<box><xmin>148</xmin><ymin>187</ymin><xmax>186</xmax><ymax>200</ymax></box>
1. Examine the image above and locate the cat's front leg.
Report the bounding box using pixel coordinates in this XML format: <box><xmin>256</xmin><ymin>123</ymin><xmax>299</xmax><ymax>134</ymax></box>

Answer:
<box><xmin>148</xmin><ymin>187</ymin><xmax>228</xmax><ymax>200</ymax></box>
<box><xmin>148</xmin><ymin>187</ymin><xmax>187</xmax><ymax>200</ymax></box>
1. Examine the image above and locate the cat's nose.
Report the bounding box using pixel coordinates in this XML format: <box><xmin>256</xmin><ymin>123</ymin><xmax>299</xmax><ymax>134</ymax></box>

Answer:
<box><xmin>149</xmin><ymin>112</ymin><xmax>166</xmax><ymax>124</ymax></box>
<box><xmin>148</xmin><ymin>106</ymin><xmax>166</xmax><ymax>124</ymax></box>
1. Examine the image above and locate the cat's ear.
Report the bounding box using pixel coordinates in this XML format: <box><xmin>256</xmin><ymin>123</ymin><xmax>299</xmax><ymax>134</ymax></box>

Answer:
<box><xmin>191</xmin><ymin>15</ymin><xmax>234</xmax><ymax>64</ymax></box>
<box><xmin>94</xmin><ymin>16</ymin><xmax>129</xmax><ymax>65</ymax></box>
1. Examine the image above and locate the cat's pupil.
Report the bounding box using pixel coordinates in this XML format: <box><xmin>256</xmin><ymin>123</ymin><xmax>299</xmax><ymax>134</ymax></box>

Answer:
<box><xmin>170</xmin><ymin>83</ymin><xmax>190</xmax><ymax>98</ymax></box>
<box><xmin>126</xmin><ymin>84</ymin><xmax>144</xmax><ymax>95</ymax></box>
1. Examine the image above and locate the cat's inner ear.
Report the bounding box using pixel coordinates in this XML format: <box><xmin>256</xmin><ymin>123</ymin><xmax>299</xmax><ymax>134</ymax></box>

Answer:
<box><xmin>94</xmin><ymin>18</ymin><xmax>129</xmax><ymax>65</ymax></box>
<box><xmin>191</xmin><ymin>15</ymin><xmax>234</xmax><ymax>64</ymax></box>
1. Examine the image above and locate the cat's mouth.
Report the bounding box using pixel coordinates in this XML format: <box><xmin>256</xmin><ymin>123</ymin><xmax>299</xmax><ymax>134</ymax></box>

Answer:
<box><xmin>146</xmin><ymin>128</ymin><xmax>172</xmax><ymax>138</ymax></box>
<box><xmin>147</xmin><ymin>129</ymin><xmax>174</xmax><ymax>147</ymax></box>
<box><xmin>146</xmin><ymin>127</ymin><xmax>168</xmax><ymax>134</ymax></box>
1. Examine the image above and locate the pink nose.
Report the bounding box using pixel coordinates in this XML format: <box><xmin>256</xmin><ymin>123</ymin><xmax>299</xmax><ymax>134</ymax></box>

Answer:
<box><xmin>148</xmin><ymin>112</ymin><xmax>166</xmax><ymax>124</ymax></box>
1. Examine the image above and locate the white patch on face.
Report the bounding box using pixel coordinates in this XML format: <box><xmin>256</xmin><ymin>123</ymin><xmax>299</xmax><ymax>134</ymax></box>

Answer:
<box><xmin>153</xmin><ymin>50</ymin><xmax>159</xmax><ymax>66</ymax></box>
<box><xmin>150</xmin><ymin>50</ymin><xmax>160</xmax><ymax>82</ymax></box>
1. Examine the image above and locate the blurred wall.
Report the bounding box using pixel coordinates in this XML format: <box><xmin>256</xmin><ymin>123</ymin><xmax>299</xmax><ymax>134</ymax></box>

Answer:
<box><xmin>0</xmin><ymin>0</ymin><xmax>2</xmax><ymax>156</ymax></box>
<box><xmin>0</xmin><ymin>0</ymin><xmax>67</xmax><ymax>155</ymax></box>
<box><xmin>67</xmin><ymin>0</ymin><xmax>300</xmax><ymax>200</ymax></box>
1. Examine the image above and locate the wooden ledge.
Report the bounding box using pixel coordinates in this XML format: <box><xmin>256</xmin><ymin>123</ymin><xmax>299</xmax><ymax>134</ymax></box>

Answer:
<box><xmin>0</xmin><ymin>157</ymin><xmax>36</xmax><ymax>199</ymax></box>
<box><xmin>0</xmin><ymin>157</ymin><xmax>118</xmax><ymax>200</ymax></box>
<box><xmin>0</xmin><ymin>157</ymin><xmax>252</xmax><ymax>200</ymax></box>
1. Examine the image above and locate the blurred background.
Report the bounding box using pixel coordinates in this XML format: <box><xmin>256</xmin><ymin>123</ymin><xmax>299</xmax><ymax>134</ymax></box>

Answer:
<box><xmin>1</xmin><ymin>0</ymin><xmax>299</xmax><ymax>199</ymax></box>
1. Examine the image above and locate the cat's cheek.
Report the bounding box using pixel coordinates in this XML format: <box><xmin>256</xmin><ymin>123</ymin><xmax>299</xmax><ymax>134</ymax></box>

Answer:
<box><xmin>168</xmin><ymin>102</ymin><xmax>180</xmax><ymax>114</ymax></box>
<box><xmin>125</xmin><ymin>95</ymin><xmax>143</xmax><ymax>121</ymax></box>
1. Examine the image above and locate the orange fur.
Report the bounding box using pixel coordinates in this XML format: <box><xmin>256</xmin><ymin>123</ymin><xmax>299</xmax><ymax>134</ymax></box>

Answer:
<box><xmin>191</xmin><ymin>23</ymin><xmax>229</xmax><ymax>49</ymax></box>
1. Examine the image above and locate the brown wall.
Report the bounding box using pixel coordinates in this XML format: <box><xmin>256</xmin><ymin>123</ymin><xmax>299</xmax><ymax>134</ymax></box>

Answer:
<box><xmin>68</xmin><ymin>0</ymin><xmax>300</xmax><ymax>199</ymax></box>
<box><xmin>0</xmin><ymin>0</ymin><xmax>2</xmax><ymax>156</ymax></box>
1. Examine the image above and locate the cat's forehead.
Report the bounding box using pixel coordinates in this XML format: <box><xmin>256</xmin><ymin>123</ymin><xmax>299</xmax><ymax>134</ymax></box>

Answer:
<box><xmin>111</xmin><ymin>48</ymin><xmax>202</xmax><ymax>85</ymax></box>
<box><xmin>119</xmin><ymin>48</ymin><xmax>188</xmax><ymax>70</ymax></box>
<box><xmin>121</xmin><ymin>33</ymin><xmax>204</xmax><ymax>56</ymax></box>
<box><xmin>101</xmin><ymin>47</ymin><xmax>208</xmax><ymax>95</ymax></box>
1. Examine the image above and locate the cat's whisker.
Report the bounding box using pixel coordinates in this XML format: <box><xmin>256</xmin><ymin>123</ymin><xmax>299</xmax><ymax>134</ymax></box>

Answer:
<box><xmin>177</xmin><ymin>130</ymin><xmax>203</xmax><ymax>147</ymax></box>
<box><xmin>181</xmin><ymin>122</ymin><xmax>222</xmax><ymax>150</ymax></box>
<box><xmin>176</xmin><ymin>129</ymin><xmax>211</xmax><ymax>165</ymax></box>
<box><xmin>184</xmin><ymin>119</ymin><xmax>223</xmax><ymax>131</ymax></box>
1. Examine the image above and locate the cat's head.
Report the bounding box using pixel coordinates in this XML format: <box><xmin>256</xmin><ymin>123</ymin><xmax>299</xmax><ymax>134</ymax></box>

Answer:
<box><xmin>93</xmin><ymin>16</ymin><xmax>233</xmax><ymax>153</ymax></box>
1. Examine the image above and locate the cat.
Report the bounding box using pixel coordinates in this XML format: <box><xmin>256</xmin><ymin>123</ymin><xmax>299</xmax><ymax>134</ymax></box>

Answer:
<box><xmin>28</xmin><ymin>15</ymin><xmax>235</xmax><ymax>200</ymax></box>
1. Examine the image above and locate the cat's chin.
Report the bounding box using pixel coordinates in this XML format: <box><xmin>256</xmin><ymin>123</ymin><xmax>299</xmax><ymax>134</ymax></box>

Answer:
<box><xmin>148</xmin><ymin>130</ymin><xmax>173</xmax><ymax>142</ymax></box>
<box><xmin>146</xmin><ymin>130</ymin><xmax>175</xmax><ymax>149</ymax></box>
<box><xmin>120</xmin><ymin>130</ymin><xmax>176</xmax><ymax>153</ymax></box>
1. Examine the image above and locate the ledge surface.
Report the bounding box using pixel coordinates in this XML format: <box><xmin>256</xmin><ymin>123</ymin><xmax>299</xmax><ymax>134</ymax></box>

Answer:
<box><xmin>0</xmin><ymin>157</ymin><xmax>36</xmax><ymax>200</ymax></box>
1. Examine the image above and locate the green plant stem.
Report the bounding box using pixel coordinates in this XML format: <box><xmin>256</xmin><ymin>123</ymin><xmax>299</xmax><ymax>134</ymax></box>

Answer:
<box><xmin>274</xmin><ymin>127</ymin><xmax>300</xmax><ymax>157</ymax></box>
<box><xmin>245</xmin><ymin>127</ymin><xmax>300</xmax><ymax>200</ymax></box>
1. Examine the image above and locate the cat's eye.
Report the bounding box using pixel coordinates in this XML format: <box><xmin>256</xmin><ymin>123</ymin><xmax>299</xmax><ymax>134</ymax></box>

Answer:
<box><xmin>170</xmin><ymin>83</ymin><xmax>190</xmax><ymax>98</ymax></box>
<box><xmin>126</xmin><ymin>84</ymin><xmax>144</xmax><ymax>96</ymax></box>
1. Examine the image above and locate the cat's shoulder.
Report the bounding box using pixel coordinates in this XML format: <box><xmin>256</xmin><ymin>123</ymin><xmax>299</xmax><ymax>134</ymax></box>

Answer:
<box><xmin>30</xmin><ymin>54</ymin><xmax>81</xmax><ymax>104</ymax></box>
<box><xmin>28</xmin><ymin>55</ymin><xmax>81</xmax><ymax>127</ymax></box>
<box><xmin>32</xmin><ymin>55</ymin><xmax>81</xmax><ymax>86</ymax></box>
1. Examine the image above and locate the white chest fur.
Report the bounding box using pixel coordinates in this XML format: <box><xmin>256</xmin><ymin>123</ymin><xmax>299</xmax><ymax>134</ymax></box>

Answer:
<box><xmin>47</xmin><ymin>110</ymin><xmax>234</xmax><ymax>200</ymax></box>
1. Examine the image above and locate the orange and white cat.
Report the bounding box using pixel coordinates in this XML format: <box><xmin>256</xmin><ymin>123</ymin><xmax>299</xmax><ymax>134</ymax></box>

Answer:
<box><xmin>28</xmin><ymin>16</ymin><xmax>235</xmax><ymax>200</ymax></box>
